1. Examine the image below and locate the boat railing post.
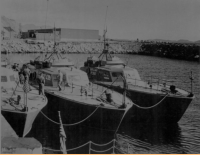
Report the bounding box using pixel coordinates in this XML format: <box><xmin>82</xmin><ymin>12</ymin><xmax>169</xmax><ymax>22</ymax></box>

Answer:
<box><xmin>113</xmin><ymin>139</ymin><xmax>115</xmax><ymax>154</ymax></box>
<box><xmin>157</xmin><ymin>78</ymin><xmax>159</xmax><ymax>90</ymax></box>
<box><xmin>71</xmin><ymin>82</ymin><xmax>73</xmax><ymax>93</ymax></box>
<box><xmin>92</xmin><ymin>83</ymin><xmax>93</xmax><ymax>98</ymax></box>
<box><xmin>26</xmin><ymin>93</ymin><xmax>28</xmax><ymax>112</ymax></box>
<box><xmin>127</xmin><ymin>142</ymin><xmax>129</xmax><ymax>153</ymax></box>
<box><xmin>85</xmin><ymin>87</ymin><xmax>87</xmax><ymax>98</ymax></box>
<box><xmin>89</xmin><ymin>141</ymin><xmax>91</xmax><ymax>154</ymax></box>
<box><xmin>190</xmin><ymin>71</ymin><xmax>194</xmax><ymax>94</ymax></box>
<box><xmin>81</xmin><ymin>86</ymin><xmax>83</xmax><ymax>96</ymax></box>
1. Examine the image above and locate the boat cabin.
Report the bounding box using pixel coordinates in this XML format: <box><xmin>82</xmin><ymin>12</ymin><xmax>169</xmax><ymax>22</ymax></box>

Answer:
<box><xmin>1</xmin><ymin>67</ymin><xmax>19</xmax><ymax>90</ymax></box>
<box><xmin>38</xmin><ymin>67</ymin><xmax>89</xmax><ymax>88</ymax></box>
<box><xmin>84</xmin><ymin>55</ymin><xmax>126</xmax><ymax>68</ymax></box>
<box><xmin>91</xmin><ymin>66</ymin><xmax>141</xmax><ymax>85</ymax></box>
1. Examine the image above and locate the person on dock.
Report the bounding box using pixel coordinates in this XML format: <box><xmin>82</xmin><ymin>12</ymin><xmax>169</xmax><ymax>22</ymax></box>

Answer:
<box><xmin>37</xmin><ymin>72</ymin><xmax>45</xmax><ymax>95</ymax></box>
<box><xmin>57</xmin><ymin>70</ymin><xmax>63</xmax><ymax>91</ymax></box>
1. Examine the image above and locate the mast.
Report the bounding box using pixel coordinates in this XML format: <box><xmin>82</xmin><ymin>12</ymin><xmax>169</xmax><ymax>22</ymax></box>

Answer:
<box><xmin>44</xmin><ymin>0</ymin><xmax>49</xmax><ymax>42</ymax></box>
<box><xmin>98</xmin><ymin>6</ymin><xmax>112</xmax><ymax>61</ymax></box>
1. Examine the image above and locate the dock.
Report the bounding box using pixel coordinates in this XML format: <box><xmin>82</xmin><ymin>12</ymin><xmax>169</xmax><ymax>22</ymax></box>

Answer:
<box><xmin>1</xmin><ymin>114</ymin><xmax>42</xmax><ymax>154</ymax></box>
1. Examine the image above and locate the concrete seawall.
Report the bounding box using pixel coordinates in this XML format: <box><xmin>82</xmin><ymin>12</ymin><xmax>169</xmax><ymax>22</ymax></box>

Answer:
<box><xmin>1</xmin><ymin>39</ymin><xmax>200</xmax><ymax>62</ymax></box>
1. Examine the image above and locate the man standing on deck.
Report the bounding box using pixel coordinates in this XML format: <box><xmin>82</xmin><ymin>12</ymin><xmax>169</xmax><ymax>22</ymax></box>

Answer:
<box><xmin>57</xmin><ymin>70</ymin><xmax>63</xmax><ymax>91</ymax></box>
<box><xmin>23</xmin><ymin>65</ymin><xmax>32</xmax><ymax>90</ymax></box>
<box><xmin>37</xmin><ymin>73</ymin><xmax>45</xmax><ymax>95</ymax></box>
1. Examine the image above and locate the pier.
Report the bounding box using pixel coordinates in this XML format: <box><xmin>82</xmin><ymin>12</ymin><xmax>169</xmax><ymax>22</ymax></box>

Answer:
<box><xmin>1</xmin><ymin>114</ymin><xmax>42</xmax><ymax>154</ymax></box>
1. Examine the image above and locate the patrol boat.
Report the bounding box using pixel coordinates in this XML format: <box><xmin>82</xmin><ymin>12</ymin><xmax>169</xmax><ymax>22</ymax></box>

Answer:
<box><xmin>80</xmin><ymin>31</ymin><xmax>195</xmax><ymax>124</ymax></box>
<box><xmin>27</xmin><ymin>64</ymin><xmax>133</xmax><ymax>131</ymax></box>
<box><xmin>1</xmin><ymin>67</ymin><xmax>48</xmax><ymax>137</ymax></box>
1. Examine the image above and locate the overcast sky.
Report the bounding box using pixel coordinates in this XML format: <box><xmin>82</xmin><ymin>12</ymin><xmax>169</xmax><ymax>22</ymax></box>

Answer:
<box><xmin>1</xmin><ymin>0</ymin><xmax>200</xmax><ymax>41</ymax></box>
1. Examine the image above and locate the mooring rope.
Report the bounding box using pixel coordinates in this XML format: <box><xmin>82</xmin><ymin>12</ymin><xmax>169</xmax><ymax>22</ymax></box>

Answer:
<box><xmin>40</xmin><ymin>105</ymin><xmax>100</xmax><ymax>126</ymax></box>
<box><xmin>65</xmin><ymin>141</ymin><xmax>90</xmax><ymax>151</ymax></box>
<box><xmin>114</xmin><ymin>107</ymin><xmax>130</xmax><ymax>135</ymax></box>
<box><xmin>132</xmin><ymin>93</ymin><xmax>169</xmax><ymax>109</ymax></box>
<box><xmin>91</xmin><ymin>139</ymin><xmax>115</xmax><ymax>146</ymax></box>
<box><xmin>9</xmin><ymin>81</ymin><xmax>20</xmax><ymax>99</ymax></box>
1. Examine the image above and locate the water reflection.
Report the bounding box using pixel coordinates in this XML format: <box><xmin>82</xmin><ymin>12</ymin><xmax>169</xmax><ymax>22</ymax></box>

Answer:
<box><xmin>117</xmin><ymin>122</ymin><xmax>186</xmax><ymax>153</ymax></box>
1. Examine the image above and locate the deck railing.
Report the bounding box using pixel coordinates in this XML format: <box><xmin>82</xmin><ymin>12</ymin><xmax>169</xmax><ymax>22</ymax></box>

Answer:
<box><xmin>123</xmin><ymin>73</ymin><xmax>193</xmax><ymax>93</ymax></box>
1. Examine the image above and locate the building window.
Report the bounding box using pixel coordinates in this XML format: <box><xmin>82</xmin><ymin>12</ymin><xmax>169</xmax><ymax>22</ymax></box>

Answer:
<box><xmin>1</xmin><ymin>76</ymin><xmax>7</xmax><ymax>82</ymax></box>
<box><xmin>10</xmin><ymin>75</ymin><xmax>15</xmax><ymax>81</ymax></box>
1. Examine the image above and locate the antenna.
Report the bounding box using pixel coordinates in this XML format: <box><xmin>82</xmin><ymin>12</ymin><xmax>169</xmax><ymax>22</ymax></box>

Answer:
<box><xmin>19</xmin><ymin>23</ymin><xmax>21</xmax><ymax>38</ymax></box>
<box><xmin>98</xmin><ymin>6</ymin><xmax>112</xmax><ymax>61</ymax></box>
<box><xmin>44</xmin><ymin>0</ymin><xmax>49</xmax><ymax>41</ymax></box>
<box><xmin>103</xmin><ymin>6</ymin><xmax>108</xmax><ymax>49</ymax></box>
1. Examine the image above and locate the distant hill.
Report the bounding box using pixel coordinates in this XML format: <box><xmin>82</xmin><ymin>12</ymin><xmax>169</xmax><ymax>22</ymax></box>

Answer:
<box><xmin>148</xmin><ymin>39</ymin><xmax>197</xmax><ymax>44</ymax></box>
<box><xmin>176</xmin><ymin>39</ymin><xmax>192</xmax><ymax>43</ymax></box>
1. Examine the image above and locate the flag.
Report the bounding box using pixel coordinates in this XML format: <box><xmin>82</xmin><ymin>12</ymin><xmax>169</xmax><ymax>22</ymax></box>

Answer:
<box><xmin>59</xmin><ymin>125</ymin><xmax>67</xmax><ymax>154</ymax></box>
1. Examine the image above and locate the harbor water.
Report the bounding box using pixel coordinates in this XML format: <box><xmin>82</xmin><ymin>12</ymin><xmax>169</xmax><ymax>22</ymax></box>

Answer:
<box><xmin>2</xmin><ymin>53</ymin><xmax>200</xmax><ymax>154</ymax></box>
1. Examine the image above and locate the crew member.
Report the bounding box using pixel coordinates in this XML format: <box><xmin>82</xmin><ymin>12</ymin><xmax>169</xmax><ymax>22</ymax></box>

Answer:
<box><xmin>37</xmin><ymin>72</ymin><xmax>45</xmax><ymax>95</ymax></box>
<box><xmin>23</xmin><ymin>65</ymin><xmax>31</xmax><ymax>90</ymax></box>
<box><xmin>57</xmin><ymin>70</ymin><xmax>63</xmax><ymax>91</ymax></box>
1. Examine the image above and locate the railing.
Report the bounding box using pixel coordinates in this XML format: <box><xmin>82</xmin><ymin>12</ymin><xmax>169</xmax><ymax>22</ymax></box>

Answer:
<box><xmin>43</xmin><ymin>139</ymin><xmax>127</xmax><ymax>154</ymax></box>
<box><xmin>124</xmin><ymin>73</ymin><xmax>193</xmax><ymax>93</ymax></box>
<box><xmin>62</xmin><ymin>81</ymin><xmax>109</xmax><ymax>97</ymax></box>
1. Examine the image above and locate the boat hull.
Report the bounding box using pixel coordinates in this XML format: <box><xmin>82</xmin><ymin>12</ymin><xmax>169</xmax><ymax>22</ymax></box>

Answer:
<box><xmin>1</xmin><ymin>110</ymin><xmax>40</xmax><ymax>137</ymax></box>
<box><xmin>96</xmin><ymin>84</ymin><xmax>193</xmax><ymax>124</ymax></box>
<box><xmin>43</xmin><ymin>92</ymin><xmax>126</xmax><ymax>132</ymax></box>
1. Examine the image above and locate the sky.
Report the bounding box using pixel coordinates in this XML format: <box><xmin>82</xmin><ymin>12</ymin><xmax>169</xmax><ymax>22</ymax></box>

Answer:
<box><xmin>1</xmin><ymin>0</ymin><xmax>200</xmax><ymax>41</ymax></box>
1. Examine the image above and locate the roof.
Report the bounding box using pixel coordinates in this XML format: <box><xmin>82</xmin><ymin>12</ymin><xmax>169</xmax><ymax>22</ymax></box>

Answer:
<box><xmin>41</xmin><ymin>67</ymin><xmax>87</xmax><ymax>76</ymax></box>
<box><xmin>97</xmin><ymin>65</ymin><xmax>136</xmax><ymax>72</ymax></box>
<box><xmin>97</xmin><ymin>66</ymin><xmax>124</xmax><ymax>72</ymax></box>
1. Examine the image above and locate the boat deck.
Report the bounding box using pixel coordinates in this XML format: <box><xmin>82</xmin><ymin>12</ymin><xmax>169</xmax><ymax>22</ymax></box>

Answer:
<box><xmin>97</xmin><ymin>80</ymin><xmax>190</xmax><ymax>97</ymax></box>
<box><xmin>31</xmin><ymin>83</ymin><xmax>132</xmax><ymax>110</ymax></box>
<box><xmin>1</xmin><ymin>84</ymin><xmax>47</xmax><ymax>113</ymax></box>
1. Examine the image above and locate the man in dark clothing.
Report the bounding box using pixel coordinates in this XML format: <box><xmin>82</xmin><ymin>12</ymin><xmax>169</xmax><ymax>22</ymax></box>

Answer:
<box><xmin>23</xmin><ymin>65</ymin><xmax>31</xmax><ymax>79</ymax></box>
<box><xmin>23</xmin><ymin>65</ymin><xmax>31</xmax><ymax>90</ymax></box>
<box><xmin>37</xmin><ymin>73</ymin><xmax>45</xmax><ymax>95</ymax></box>
<box><xmin>57</xmin><ymin>70</ymin><xmax>63</xmax><ymax>91</ymax></box>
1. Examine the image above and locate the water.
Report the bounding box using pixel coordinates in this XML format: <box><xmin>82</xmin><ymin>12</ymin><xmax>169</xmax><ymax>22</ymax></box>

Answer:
<box><xmin>2</xmin><ymin>53</ymin><xmax>200</xmax><ymax>153</ymax></box>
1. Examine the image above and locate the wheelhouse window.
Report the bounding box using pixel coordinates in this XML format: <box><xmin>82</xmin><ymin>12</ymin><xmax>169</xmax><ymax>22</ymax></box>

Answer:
<box><xmin>97</xmin><ymin>70</ymin><xmax>112</xmax><ymax>82</ymax></box>
<box><xmin>44</xmin><ymin>73</ymin><xmax>51</xmax><ymax>81</ymax></box>
<box><xmin>68</xmin><ymin>75</ymin><xmax>81</xmax><ymax>83</ymax></box>
<box><xmin>112</xmin><ymin>72</ymin><xmax>123</xmax><ymax>77</ymax></box>
<box><xmin>1</xmin><ymin>76</ymin><xmax>7</xmax><ymax>82</ymax></box>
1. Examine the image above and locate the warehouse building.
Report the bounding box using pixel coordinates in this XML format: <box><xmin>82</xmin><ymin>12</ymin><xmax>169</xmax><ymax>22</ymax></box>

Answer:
<box><xmin>27</xmin><ymin>28</ymin><xmax>99</xmax><ymax>41</ymax></box>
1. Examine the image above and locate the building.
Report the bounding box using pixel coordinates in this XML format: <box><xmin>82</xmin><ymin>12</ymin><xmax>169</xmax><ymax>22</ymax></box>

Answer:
<box><xmin>27</xmin><ymin>28</ymin><xmax>99</xmax><ymax>41</ymax></box>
